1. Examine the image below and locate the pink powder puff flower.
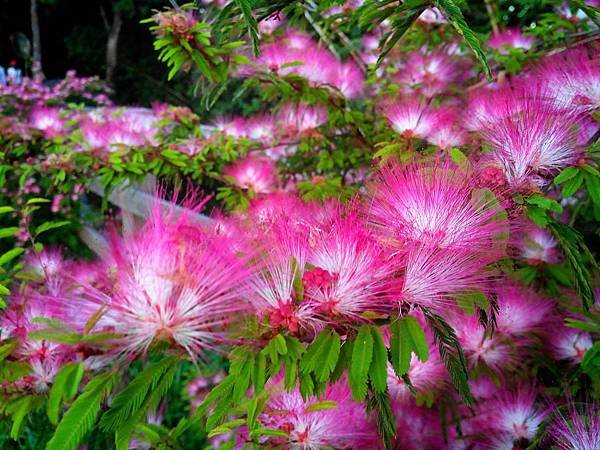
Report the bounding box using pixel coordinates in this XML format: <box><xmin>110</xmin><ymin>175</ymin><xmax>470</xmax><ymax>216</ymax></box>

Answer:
<box><xmin>387</xmin><ymin>352</ymin><xmax>446</xmax><ymax>402</ymax></box>
<box><xmin>248</xmin><ymin>221</ymin><xmax>318</xmax><ymax>333</ymax></box>
<box><xmin>548</xmin><ymin>401</ymin><xmax>600</xmax><ymax>450</ymax></box>
<box><xmin>69</xmin><ymin>196</ymin><xmax>255</xmax><ymax>361</ymax></box>
<box><xmin>213</xmin><ymin>116</ymin><xmax>250</xmax><ymax>139</ymax></box>
<box><xmin>400</xmin><ymin>245</ymin><xmax>500</xmax><ymax>314</ymax></box>
<box><xmin>330</xmin><ymin>61</ymin><xmax>365</xmax><ymax>99</ymax></box>
<box><xmin>0</xmin><ymin>292</ymin><xmax>64</xmax><ymax>359</ymax></box>
<box><xmin>495</xmin><ymin>283</ymin><xmax>553</xmax><ymax>337</ymax></box>
<box><xmin>462</xmin><ymin>86</ymin><xmax>520</xmax><ymax>132</ymax></box>
<box><xmin>469</xmin><ymin>375</ymin><xmax>499</xmax><ymax>400</ymax></box>
<box><xmin>277</xmin><ymin>103</ymin><xmax>328</xmax><ymax>136</ymax></box>
<box><xmin>480</xmin><ymin>93</ymin><xmax>582</xmax><ymax>188</ymax></box>
<box><xmin>29</xmin><ymin>106</ymin><xmax>65</xmax><ymax>138</ymax></box>
<box><xmin>369</xmin><ymin>162</ymin><xmax>508</xmax><ymax>251</ymax></box>
<box><xmin>575</xmin><ymin>116</ymin><xmax>600</xmax><ymax>146</ymax></box>
<box><xmin>549</xmin><ymin>326</ymin><xmax>593</xmax><ymax>363</ymax></box>
<box><xmin>224</xmin><ymin>155</ymin><xmax>277</xmax><ymax>194</ymax></box>
<box><xmin>534</xmin><ymin>47</ymin><xmax>600</xmax><ymax>113</ymax></box>
<box><xmin>395</xmin><ymin>49</ymin><xmax>463</xmax><ymax>97</ymax></box>
<box><xmin>258</xmin><ymin>376</ymin><xmax>377</xmax><ymax>449</ymax></box>
<box><xmin>451</xmin><ymin>313</ymin><xmax>516</xmax><ymax>371</ymax></box>
<box><xmin>246</xmin><ymin>115</ymin><xmax>276</xmax><ymax>143</ymax></box>
<box><xmin>302</xmin><ymin>212</ymin><xmax>398</xmax><ymax>321</ymax></box>
<box><xmin>79</xmin><ymin>117</ymin><xmax>145</xmax><ymax>151</ymax></box>
<box><xmin>24</xmin><ymin>248</ymin><xmax>69</xmax><ymax>296</ymax></box>
<box><xmin>425</xmin><ymin>108</ymin><xmax>467</xmax><ymax>149</ymax></box>
<box><xmin>244</xmin><ymin>193</ymin><xmax>310</xmax><ymax>229</ymax></box>
<box><xmin>241</xmin><ymin>30</ymin><xmax>364</xmax><ymax>99</ymax></box>
<box><xmin>484</xmin><ymin>386</ymin><xmax>548</xmax><ymax>443</ymax></box>
<box><xmin>281</xmin><ymin>29</ymin><xmax>315</xmax><ymax>50</ymax></box>
<box><xmin>393</xmin><ymin>404</ymin><xmax>451</xmax><ymax>449</ymax></box>
<box><xmin>518</xmin><ymin>224</ymin><xmax>561</xmax><ymax>264</ymax></box>
<box><xmin>488</xmin><ymin>28</ymin><xmax>534</xmax><ymax>54</ymax></box>
<box><xmin>382</xmin><ymin>98</ymin><xmax>438</xmax><ymax>138</ymax></box>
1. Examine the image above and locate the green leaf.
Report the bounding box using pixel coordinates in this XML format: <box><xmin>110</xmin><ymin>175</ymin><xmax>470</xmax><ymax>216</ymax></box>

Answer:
<box><xmin>434</xmin><ymin>0</ymin><xmax>492</xmax><ymax>79</ymax></box>
<box><xmin>304</xmin><ymin>400</ymin><xmax>338</xmax><ymax>413</ymax></box>
<box><xmin>0</xmin><ymin>247</ymin><xmax>24</xmax><ymax>266</ymax></box>
<box><xmin>376</xmin><ymin>3</ymin><xmax>427</xmax><ymax>67</ymax></box>
<box><xmin>389</xmin><ymin>320</ymin><xmax>411</xmax><ymax>377</ymax></box>
<box><xmin>349</xmin><ymin>325</ymin><xmax>374</xmax><ymax>401</ymax></box>
<box><xmin>549</xmin><ymin>220</ymin><xmax>598</xmax><ymax>310</ymax></box>
<box><xmin>47</xmin><ymin>362</ymin><xmax>85</xmax><ymax>425</ymax></box>
<box><xmin>526</xmin><ymin>194</ymin><xmax>563</xmax><ymax>213</ymax></box>
<box><xmin>272</xmin><ymin>334</ymin><xmax>288</xmax><ymax>355</ymax></box>
<box><xmin>422</xmin><ymin>309</ymin><xmax>473</xmax><ymax>406</ymax></box>
<box><xmin>46</xmin><ymin>371</ymin><xmax>117</xmax><ymax>450</ymax></box>
<box><xmin>234</xmin><ymin>0</ymin><xmax>260</xmax><ymax>56</ymax></box>
<box><xmin>25</xmin><ymin>197</ymin><xmax>50</xmax><ymax>205</ymax></box>
<box><xmin>366</xmin><ymin>388</ymin><xmax>397</xmax><ymax>450</ymax></box>
<box><xmin>252</xmin><ymin>352</ymin><xmax>267</xmax><ymax>394</ymax></box>
<box><xmin>581</xmin><ymin>342</ymin><xmax>600</xmax><ymax>379</ymax></box>
<box><xmin>8</xmin><ymin>395</ymin><xmax>35</xmax><ymax>440</ymax></box>
<box><xmin>34</xmin><ymin>220</ymin><xmax>70</xmax><ymax>237</ymax></box>
<box><xmin>369</xmin><ymin>326</ymin><xmax>389</xmax><ymax>393</ymax></box>
<box><xmin>300</xmin><ymin>330</ymin><xmax>341</xmax><ymax>382</ymax></box>
<box><xmin>115</xmin><ymin>361</ymin><xmax>179</xmax><ymax>450</ymax></box>
<box><xmin>100</xmin><ymin>356</ymin><xmax>179</xmax><ymax>431</ymax></box>
<box><xmin>402</xmin><ymin>316</ymin><xmax>429</xmax><ymax>362</ymax></box>
<box><xmin>0</xmin><ymin>206</ymin><xmax>15</xmax><ymax>215</ymax></box>
<box><xmin>0</xmin><ymin>227</ymin><xmax>19</xmax><ymax>239</ymax></box>
<box><xmin>565</xmin><ymin>318</ymin><xmax>600</xmax><ymax>333</ymax></box>
<box><xmin>584</xmin><ymin>172</ymin><xmax>600</xmax><ymax>206</ymax></box>
<box><xmin>554</xmin><ymin>166</ymin><xmax>579</xmax><ymax>184</ymax></box>
<box><xmin>449</xmin><ymin>148</ymin><xmax>471</xmax><ymax>171</ymax></box>
<box><xmin>331</xmin><ymin>338</ymin><xmax>353</xmax><ymax>384</ymax></box>
<box><xmin>0</xmin><ymin>341</ymin><xmax>17</xmax><ymax>361</ymax></box>
<box><xmin>249</xmin><ymin>428</ymin><xmax>288</xmax><ymax>439</ymax></box>
<box><xmin>562</xmin><ymin>172</ymin><xmax>584</xmax><ymax>197</ymax></box>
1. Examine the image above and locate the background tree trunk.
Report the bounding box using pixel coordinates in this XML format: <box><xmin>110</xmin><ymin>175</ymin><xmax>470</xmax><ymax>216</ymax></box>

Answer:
<box><xmin>104</xmin><ymin>9</ymin><xmax>122</xmax><ymax>89</ymax></box>
<box><xmin>30</xmin><ymin>0</ymin><xmax>44</xmax><ymax>80</ymax></box>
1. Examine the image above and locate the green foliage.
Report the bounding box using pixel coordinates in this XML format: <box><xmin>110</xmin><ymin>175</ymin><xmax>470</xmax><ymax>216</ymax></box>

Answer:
<box><xmin>300</xmin><ymin>329</ymin><xmax>341</xmax><ymax>385</ymax></box>
<box><xmin>434</xmin><ymin>0</ymin><xmax>492</xmax><ymax>79</ymax></box>
<box><xmin>349</xmin><ymin>325</ymin><xmax>374</xmax><ymax>401</ymax></box>
<box><xmin>389</xmin><ymin>315</ymin><xmax>429</xmax><ymax>378</ymax></box>
<box><xmin>100</xmin><ymin>356</ymin><xmax>180</xmax><ymax>431</ymax></box>
<box><xmin>47</xmin><ymin>362</ymin><xmax>85</xmax><ymax>425</ymax></box>
<box><xmin>548</xmin><ymin>220</ymin><xmax>599</xmax><ymax>310</ymax></box>
<box><xmin>422</xmin><ymin>309</ymin><xmax>473</xmax><ymax>406</ymax></box>
<box><xmin>369</xmin><ymin>326</ymin><xmax>389</xmax><ymax>393</ymax></box>
<box><xmin>367</xmin><ymin>388</ymin><xmax>397</xmax><ymax>450</ymax></box>
<box><xmin>46</xmin><ymin>371</ymin><xmax>117</xmax><ymax>450</ymax></box>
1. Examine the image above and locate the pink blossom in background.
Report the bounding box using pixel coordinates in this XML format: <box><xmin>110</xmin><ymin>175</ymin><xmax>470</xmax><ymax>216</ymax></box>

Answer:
<box><xmin>224</xmin><ymin>155</ymin><xmax>277</xmax><ymax>193</ymax></box>
<box><xmin>518</xmin><ymin>224</ymin><xmax>561</xmax><ymax>264</ymax></box>
<box><xmin>259</xmin><ymin>376</ymin><xmax>377</xmax><ymax>449</ymax></box>
<box><xmin>382</xmin><ymin>98</ymin><xmax>438</xmax><ymax>138</ymax></box>
<box><xmin>533</xmin><ymin>47</ymin><xmax>600</xmax><ymax>113</ymax></box>
<box><xmin>29</xmin><ymin>106</ymin><xmax>66</xmax><ymax>139</ymax></box>
<box><xmin>488</xmin><ymin>28</ymin><xmax>535</xmax><ymax>53</ymax></box>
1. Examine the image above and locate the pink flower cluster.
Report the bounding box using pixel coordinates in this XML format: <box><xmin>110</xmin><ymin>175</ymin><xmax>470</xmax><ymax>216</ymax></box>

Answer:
<box><xmin>238</xmin><ymin>30</ymin><xmax>364</xmax><ymax>98</ymax></box>
<box><xmin>4</xmin><ymin>156</ymin><xmax>595</xmax><ymax>447</ymax></box>
<box><xmin>382</xmin><ymin>45</ymin><xmax>599</xmax><ymax>190</ymax></box>
<box><xmin>0</xmin><ymin>70</ymin><xmax>111</xmax><ymax>113</ymax></box>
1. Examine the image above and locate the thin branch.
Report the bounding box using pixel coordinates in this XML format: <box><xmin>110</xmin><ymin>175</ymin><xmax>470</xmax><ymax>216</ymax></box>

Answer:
<box><xmin>302</xmin><ymin>2</ymin><xmax>341</xmax><ymax>58</ymax></box>
<box><xmin>484</xmin><ymin>0</ymin><xmax>499</xmax><ymax>35</ymax></box>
